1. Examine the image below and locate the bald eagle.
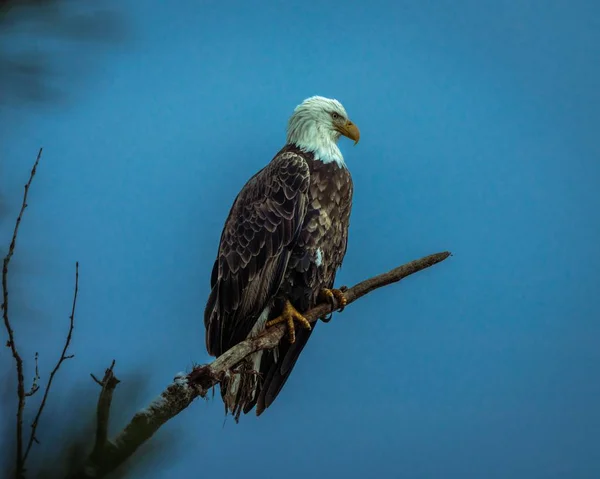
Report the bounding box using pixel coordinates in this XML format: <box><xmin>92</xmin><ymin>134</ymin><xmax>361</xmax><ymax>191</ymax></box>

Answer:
<box><xmin>204</xmin><ymin>96</ymin><xmax>359</xmax><ymax>421</ymax></box>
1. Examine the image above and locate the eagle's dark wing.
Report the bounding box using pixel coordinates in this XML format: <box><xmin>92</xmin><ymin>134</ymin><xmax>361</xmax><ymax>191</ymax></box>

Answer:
<box><xmin>254</xmin><ymin>168</ymin><xmax>353</xmax><ymax>415</ymax></box>
<box><xmin>204</xmin><ymin>151</ymin><xmax>310</xmax><ymax>357</ymax></box>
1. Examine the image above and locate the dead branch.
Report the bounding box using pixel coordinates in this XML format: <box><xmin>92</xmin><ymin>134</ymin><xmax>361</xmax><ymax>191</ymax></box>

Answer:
<box><xmin>196</xmin><ymin>251</ymin><xmax>452</xmax><ymax>382</ymax></box>
<box><xmin>2</xmin><ymin>147</ymin><xmax>42</xmax><ymax>479</ymax></box>
<box><xmin>23</xmin><ymin>261</ymin><xmax>79</xmax><ymax>463</ymax></box>
<box><xmin>90</xmin><ymin>360</ymin><xmax>120</xmax><ymax>463</ymax></box>
<box><xmin>2</xmin><ymin>148</ymin><xmax>79</xmax><ymax>479</ymax></box>
<box><xmin>71</xmin><ymin>251</ymin><xmax>450</xmax><ymax>479</ymax></box>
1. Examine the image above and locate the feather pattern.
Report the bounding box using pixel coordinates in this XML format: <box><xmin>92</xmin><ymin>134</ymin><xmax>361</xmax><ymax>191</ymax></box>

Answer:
<box><xmin>254</xmin><ymin>149</ymin><xmax>353</xmax><ymax>416</ymax></box>
<box><xmin>204</xmin><ymin>147</ymin><xmax>311</xmax><ymax>357</ymax></box>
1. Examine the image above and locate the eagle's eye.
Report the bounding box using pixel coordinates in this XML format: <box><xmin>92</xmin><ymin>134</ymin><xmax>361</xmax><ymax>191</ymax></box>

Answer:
<box><xmin>331</xmin><ymin>111</ymin><xmax>340</xmax><ymax>120</ymax></box>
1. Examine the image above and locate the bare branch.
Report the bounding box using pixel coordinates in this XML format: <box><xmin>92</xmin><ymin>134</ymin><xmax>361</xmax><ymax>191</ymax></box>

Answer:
<box><xmin>91</xmin><ymin>360</ymin><xmax>120</xmax><ymax>461</ymax></box>
<box><xmin>71</xmin><ymin>251</ymin><xmax>450</xmax><ymax>478</ymax></box>
<box><xmin>23</xmin><ymin>261</ymin><xmax>79</xmax><ymax>463</ymax></box>
<box><xmin>196</xmin><ymin>251</ymin><xmax>452</xmax><ymax>381</ymax></box>
<box><xmin>1</xmin><ymin>147</ymin><xmax>42</xmax><ymax>479</ymax></box>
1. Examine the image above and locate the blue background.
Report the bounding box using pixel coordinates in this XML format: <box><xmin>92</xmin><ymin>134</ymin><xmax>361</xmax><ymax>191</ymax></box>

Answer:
<box><xmin>2</xmin><ymin>1</ymin><xmax>599</xmax><ymax>477</ymax></box>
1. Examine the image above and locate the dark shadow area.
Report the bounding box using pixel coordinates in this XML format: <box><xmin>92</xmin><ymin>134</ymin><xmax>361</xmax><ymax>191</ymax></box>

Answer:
<box><xmin>1</xmin><ymin>0</ymin><xmax>129</xmax><ymax>233</ymax></box>
<box><xmin>1</xmin><ymin>369</ymin><xmax>182</xmax><ymax>478</ymax></box>
<box><xmin>0</xmin><ymin>0</ymin><xmax>128</xmax><ymax>108</ymax></box>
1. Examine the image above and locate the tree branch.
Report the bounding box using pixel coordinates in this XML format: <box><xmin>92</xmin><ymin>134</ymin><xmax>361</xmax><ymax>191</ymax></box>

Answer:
<box><xmin>90</xmin><ymin>360</ymin><xmax>120</xmax><ymax>463</ymax></box>
<box><xmin>2</xmin><ymin>147</ymin><xmax>42</xmax><ymax>479</ymax></box>
<box><xmin>3</xmin><ymin>148</ymin><xmax>79</xmax><ymax>478</ymax></box>
<box><xmin>25</xmin><ymin>352</ymin><xmax>40</xmax><ymax>397</ymax></box>
<box><xmin>71</xmin><ymin>251</ymin><xmax>450</xmax><ymax>478</ymax></box>
<box><xmin>23</xmin><ymin>261</ymin><xmax>79</xmax><ymax>463</ymax></box>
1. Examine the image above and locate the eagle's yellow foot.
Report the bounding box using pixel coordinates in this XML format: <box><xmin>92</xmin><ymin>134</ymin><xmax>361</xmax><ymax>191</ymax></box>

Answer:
<box><xmin>319</xmin><ymin>287</ymin><xmax>347</xmax><ymax>312</ymax></box>
<box><xmin>265</xmin><ymin>300</ymin><xmax>311</xmax><ymax>344</ymax></box>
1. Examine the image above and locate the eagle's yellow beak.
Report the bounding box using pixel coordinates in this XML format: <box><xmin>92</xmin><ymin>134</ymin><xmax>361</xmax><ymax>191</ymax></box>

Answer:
<box><xmin>336</xmin><ymin>120</ymin><xmax>360</xmax><ymax>145</ymax></box>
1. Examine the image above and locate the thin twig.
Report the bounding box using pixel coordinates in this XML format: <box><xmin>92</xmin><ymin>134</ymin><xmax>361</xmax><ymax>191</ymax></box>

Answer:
<box><xmin>23</xmin><ymin>261</ymin><xmax>79</xmax><ymax>464</ymax></box>
<box><xmin>71</xmin><ymin>251</ymin><xmax>450</xmax><ymax>479</ymax></box>
<box><xmin>1</xmin><ymin>147</ymin><xmax>42</xmax><ymax>479</ymax></box>
<box><xmin>25</xmin><ymin>352</ymin><xmax>40</xmax><ymax>397</ymax></box>
<box><xmin>90</xmin><ymin>373</ymin><xmax>104</xmax><ymax>386</ymax></box>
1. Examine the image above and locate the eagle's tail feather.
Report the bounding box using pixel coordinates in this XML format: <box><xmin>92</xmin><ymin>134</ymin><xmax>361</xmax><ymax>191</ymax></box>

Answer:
<box><xmin>220</xmin><ymin>301</ymin><xmax>318</xmax><ymax>420</ymax></box>
<box><xmin>255</xmin><ymin>321</ymin><xmax>317</xmax><ymax>416</ymax></box>
<box><xmin>220</xmin><ymin>305</ymin><xmax>272</xmax><ymax>422</ymax></box>
<box><xmin>221</xmin><ymin>350</ymin><xmax>263</xmax><ymax>422</ymax></box>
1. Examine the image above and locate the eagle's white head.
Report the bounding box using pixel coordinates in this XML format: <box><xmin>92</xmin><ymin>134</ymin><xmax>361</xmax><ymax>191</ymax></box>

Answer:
<box><xmin>286</xmin><ymin>96</ymin><xmax>360</xmax><ymax>167</ymax></box>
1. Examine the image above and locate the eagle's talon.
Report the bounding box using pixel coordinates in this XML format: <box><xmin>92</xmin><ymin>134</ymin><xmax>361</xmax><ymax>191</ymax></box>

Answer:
<box><xmin>319</xmin><ymin>288</ymin><xmax>347</xmax><ymax>312</ymax></box>
<box><xmin>319</xmin><ymin>288</ymin><xmax>335</xmax><ymax>307</ymax></box>
<box><xmin>266</xmin><ymin>300</ymin><xmax>311</xmax><ymax>344</ymax></box>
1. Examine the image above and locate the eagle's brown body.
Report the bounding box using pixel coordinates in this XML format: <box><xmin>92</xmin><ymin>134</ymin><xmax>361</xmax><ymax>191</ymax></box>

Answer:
<box><xmin>204</xmin><ymin>144</ymin><xmax>353</xmax><ymax>420</ymax></box>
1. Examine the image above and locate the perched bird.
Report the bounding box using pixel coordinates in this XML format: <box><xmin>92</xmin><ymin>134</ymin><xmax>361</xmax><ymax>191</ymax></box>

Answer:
<box><xmin>204</xmin><ymin>96</ymin><xmax>359</xmax><ymax>421</ymax></box>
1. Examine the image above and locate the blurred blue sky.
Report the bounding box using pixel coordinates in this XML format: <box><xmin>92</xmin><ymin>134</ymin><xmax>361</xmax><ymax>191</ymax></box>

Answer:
<box><xmin>2</xmin><ymin>0</ymin><xmax>599</xmax><ymax>477</ymax></box>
